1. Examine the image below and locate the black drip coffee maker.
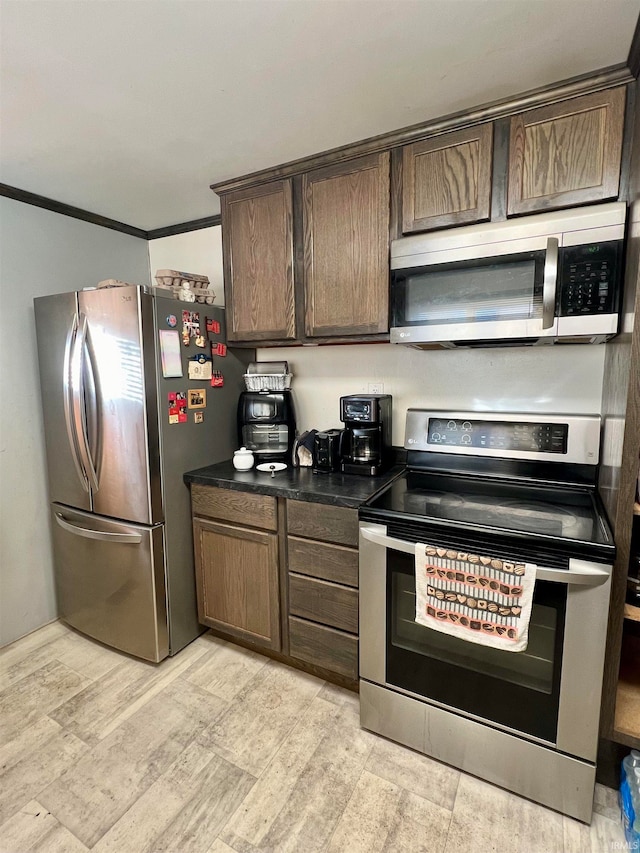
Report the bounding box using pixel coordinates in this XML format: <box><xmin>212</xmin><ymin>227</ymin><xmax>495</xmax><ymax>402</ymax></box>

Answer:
<box><xmin>339</xmin><ymin>394</ymin><xmax>392</xmax><ymax>476</ymax></box>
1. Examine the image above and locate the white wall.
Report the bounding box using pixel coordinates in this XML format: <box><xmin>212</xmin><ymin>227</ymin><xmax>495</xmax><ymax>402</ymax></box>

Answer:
<box><xmin>0</xmin><ymin>197</ymin><xmax>151</xmax><ymax>647</ymax></box>
<box><xmin>259</xmin><ymin>344</ymin><xmax>606</xmax><ymax>442</ymax></box>
<box><xmin>148</xmin><ymin>226</ymin><xmax>224</xmax><ymax>304</ymax></box>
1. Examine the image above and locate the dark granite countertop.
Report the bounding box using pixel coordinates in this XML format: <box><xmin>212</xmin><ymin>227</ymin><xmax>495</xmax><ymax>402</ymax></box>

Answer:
<box><xmin>183</xmin><ymin>460</ymin><xmax>403</xmax><ymax>508</ymax></box>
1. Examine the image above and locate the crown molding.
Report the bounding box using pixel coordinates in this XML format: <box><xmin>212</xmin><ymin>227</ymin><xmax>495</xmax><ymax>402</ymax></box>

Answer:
<box><xmin>628</xmin><ymin>11</ymin><xmax>640</xmax><ymax>79</ymax></box>
<box><xmin>146</xmin><ymin>215</ymin><xmax>221</xmax><ymax>239</ymax></box>
<box><xmin>1</xmin><ymin>184</ymin><xmax>221</xmax><ymax>240</ymax></box>
<box><xmin>0</xmin><ymin>183</ymin><xmax>148</xmax><ymax>238</ymax></box>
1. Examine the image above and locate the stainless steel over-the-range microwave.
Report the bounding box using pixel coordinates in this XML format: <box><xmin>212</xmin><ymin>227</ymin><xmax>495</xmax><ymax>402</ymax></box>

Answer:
<box><xmin>390</xmin><ymin>202</ymin><xmax>626</xmax><ymax>348</ymax></box>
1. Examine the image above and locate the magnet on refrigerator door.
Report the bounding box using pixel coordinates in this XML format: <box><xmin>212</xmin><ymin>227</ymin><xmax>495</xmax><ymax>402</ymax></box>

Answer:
<box><xmin>159</xmin><ymin>330</ymin><xmax>183</xmax><ymax>378</ymax></box>
<box><xmin>182</xmin><ymin>310</ymin><xmax>200</xmax><ymax>346</ymax></box>
<box><xmin>168</xmin><ymin>391</ymin><xmax>187</xmax><ymax>423</ymax></box>
<box><xmin>187</xmin><ymin>388</ymin><xmax>206</xmax><ymax>409</ymax></box>
<box><xmin>188</xmin><ymin>355</ymin><xmax>212</xmax><ymax>381</ymax></box>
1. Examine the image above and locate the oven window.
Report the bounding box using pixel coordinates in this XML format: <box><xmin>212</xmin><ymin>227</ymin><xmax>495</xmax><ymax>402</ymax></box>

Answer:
<box><xmin>386</xmin><ymin>551</ymin><xmax>566</xmax><ymax>743</ymax></box>
<box><xmin>392</xmin><ymin>251</ymin><xmax>545</xmax><ymax>327</ymax></box>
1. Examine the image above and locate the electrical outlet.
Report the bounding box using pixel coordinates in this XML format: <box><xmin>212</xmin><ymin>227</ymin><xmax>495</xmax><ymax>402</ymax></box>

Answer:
<box><xmin>368</xmin><ymin>382</ymin><xmax>384</xmax><ymax>394</ymax></box>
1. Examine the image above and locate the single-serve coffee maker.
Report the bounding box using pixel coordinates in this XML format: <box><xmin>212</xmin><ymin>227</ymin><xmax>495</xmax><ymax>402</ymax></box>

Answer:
<box><xmin>340</xmin><ymin>394</ymin><xmax>392</xmax><ymax>476</ymax></box>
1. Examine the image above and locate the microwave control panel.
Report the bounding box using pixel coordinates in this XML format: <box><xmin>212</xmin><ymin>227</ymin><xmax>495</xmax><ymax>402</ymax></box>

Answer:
<box><xmin>558</xmin><ymin>240</ymin><xmax>623</xmax><ymax>317</ymax></box>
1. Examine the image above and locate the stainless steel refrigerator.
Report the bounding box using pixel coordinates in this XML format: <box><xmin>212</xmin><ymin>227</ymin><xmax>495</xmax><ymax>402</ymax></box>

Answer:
<box><xmin>34</xmin><ymin>284</ymin><xmax>252</xmax><ymax>662</ymax></box>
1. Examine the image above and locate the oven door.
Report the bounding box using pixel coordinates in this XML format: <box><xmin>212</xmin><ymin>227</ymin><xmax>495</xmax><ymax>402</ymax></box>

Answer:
<box><xmin>390</xmin><ymin>237</ymin><xmax>559</xmax><ymax>345</ymax></box>
<box><xmin>359</xmin><ymin>522</ymin><xmax>612</xmax><ymax>762</ymax></box>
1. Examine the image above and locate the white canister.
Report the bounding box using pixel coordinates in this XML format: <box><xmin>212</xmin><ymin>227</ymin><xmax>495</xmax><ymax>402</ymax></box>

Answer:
<box><xmin>233</xmin><ymin>447</ymin><xmax>254</xmax><ymax>471</ymax></box>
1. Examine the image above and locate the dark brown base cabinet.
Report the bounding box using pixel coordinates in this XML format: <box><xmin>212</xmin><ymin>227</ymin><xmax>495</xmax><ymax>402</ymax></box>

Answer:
<box><xmin>190</xmin><ymin>485</ymin><xmax>360</xmax><ymax>684</ymax></box>
<box><xmin>191</xmin><ymin>486</ymin><xmax>281</xmax><ymax>651</ymax></box>
<box><xmin>286</xmin><ymin>500</ymin><xmax>360</xmax><ymax>680</ymax></box>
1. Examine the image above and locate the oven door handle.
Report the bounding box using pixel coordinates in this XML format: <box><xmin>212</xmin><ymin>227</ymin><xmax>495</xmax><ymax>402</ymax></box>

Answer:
<box><xmin>359</xmin><ymin>525</ymin><xmax>610</xmax><ymax>587</ymax></box>
<box><xmin>361</xmin><ymin>525</ymin><xmax>416</xmax><ymax>555</ymax></box>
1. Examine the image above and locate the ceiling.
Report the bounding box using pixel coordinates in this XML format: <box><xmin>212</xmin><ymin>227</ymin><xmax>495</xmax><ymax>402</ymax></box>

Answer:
<box><xmin>1</xmin><ymin>0</ymin><xmax>639</xmax><ymax>231</ymax></box>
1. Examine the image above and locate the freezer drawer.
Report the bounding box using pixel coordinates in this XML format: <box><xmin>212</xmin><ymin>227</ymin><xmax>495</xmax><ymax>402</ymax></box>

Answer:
<box><xmin>51</xmin><ymin>503</ymin><xmax>169</xmax><ymax>662</ymax></box>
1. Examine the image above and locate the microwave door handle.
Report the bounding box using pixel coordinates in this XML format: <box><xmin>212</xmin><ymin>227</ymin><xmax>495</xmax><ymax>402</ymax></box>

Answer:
<box><xmin>360</xmin><ymin>524</ymin><xmax>610</xmax><ymax>588</ymax></box>
<box><xmin>542</xmin><ymin>237</ymin><xmax>559</xmax><ymax>330</ymax></box>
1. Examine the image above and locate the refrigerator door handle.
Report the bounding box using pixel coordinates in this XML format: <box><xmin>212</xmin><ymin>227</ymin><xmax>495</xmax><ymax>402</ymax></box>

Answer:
<box><xmin>54</xmin><ymin>511</ymin><xmax>143</xmax><ymax>544</ymax></box>
<box><xmin>63</xmin><ymin>312</ymin><xmax>89</xmax><ymax>491</ymax></box>
<box><xmin>73</xmin><ymin>313</ymin><xmax>99</xmax><ymax>492</ymax></box>
<box><xmin>81</xmin><ymin>316</ymin><xmax>100</xmax><ymax>489</ymax></box>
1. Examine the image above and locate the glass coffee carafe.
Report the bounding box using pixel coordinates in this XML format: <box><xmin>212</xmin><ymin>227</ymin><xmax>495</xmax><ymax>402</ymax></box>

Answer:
<box><xmin>349</xmin><ymin>428</ymin><xmax>382</xmax><ymax>463</ymax></box>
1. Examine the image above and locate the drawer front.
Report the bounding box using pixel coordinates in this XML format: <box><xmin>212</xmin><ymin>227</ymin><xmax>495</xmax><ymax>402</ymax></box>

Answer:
<box><xmin>289</xmin><ymin>616</ymin><xmax>358</xmax><ymax>680</ymax></box>
<box><xmin>286</xmin><ymin>500</ymin><xmax>358</xmax><ymax>546</ymax></box>
<box><xmin>191</xmin><ymin>485</ymin><xmax>277</xmax><ymax>531</ymax></box>
<box><xmin>289</xmin><ymin>573</ymin><xmax>358</xmax><ymax>634</ymax></box>
<box><xmin>287</xmin><ymin>536</ymin><xmax>358</xmax><ymax>588</ymax></box>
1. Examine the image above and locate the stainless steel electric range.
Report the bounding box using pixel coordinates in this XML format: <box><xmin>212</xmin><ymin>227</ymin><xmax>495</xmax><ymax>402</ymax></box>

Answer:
<box><xmin>358</xmin><ymin>410</ymin><xmax>615</xmax><ymax>823</ymax></box>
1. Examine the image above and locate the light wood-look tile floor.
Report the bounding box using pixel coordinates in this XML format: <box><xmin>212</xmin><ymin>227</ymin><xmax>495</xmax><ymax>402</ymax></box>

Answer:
<box><xmin>0</xmin><ymin>621</ymin><xmax>629</xmax><ymax>852</ymax></box>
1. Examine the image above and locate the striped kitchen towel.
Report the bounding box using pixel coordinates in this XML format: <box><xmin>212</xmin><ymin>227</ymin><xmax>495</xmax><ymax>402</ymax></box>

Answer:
<box><xmin>414</xmin><ymin>543</ymin><xmax>537</xmax><ymax>652</ymax></box>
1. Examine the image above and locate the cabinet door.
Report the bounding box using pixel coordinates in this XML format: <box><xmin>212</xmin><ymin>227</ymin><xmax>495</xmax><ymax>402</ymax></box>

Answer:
<box><xmin>508</xmin><ymin>87</ymin><xmax>626</xmax><ymax>216</ymax></box>
<box><xmin>193</xmin><ymin>517</ymin><xmax>280</xmax><ymax>650</ymax></box>
<box><xmin>221</xmin><ymin>180</ymin><xmax>296</xmax><ymax>342</ymax></box>
<box><xmin>302</xmin><ymin>152</ymin><xmax>390</xmax><ymax>338</ymax></box>
<box><xmin>401</xmin><ymin>124</ymin><xmax>493</xmax><ymax>233</ymax></box>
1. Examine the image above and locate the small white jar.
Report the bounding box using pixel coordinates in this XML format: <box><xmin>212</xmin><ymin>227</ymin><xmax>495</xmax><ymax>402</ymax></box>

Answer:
<box><xmin>233</xmin><ymin>447</ymin><xmax>254</xmax><ymax>471</ymax></box>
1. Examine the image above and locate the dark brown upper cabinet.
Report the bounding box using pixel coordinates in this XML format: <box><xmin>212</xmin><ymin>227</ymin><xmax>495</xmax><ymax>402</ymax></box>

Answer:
<box><xmin>400</xmin><ymin>124</ymin><xmax>493</xmax><ymax>233</ymax></box>
<box><xmin>301</xmin><ymin>152</ymin><xmax>390</xmax><ymax>338</ymax></box>
<box><xmin>507</xmin><ymin>87</ymin><xmax>626</xmax><ymax>216</ymax></box>
<box><xmin>220</xmin><ymin>180</ymin><xmax>296</xmax><ymax>343</ymax></box>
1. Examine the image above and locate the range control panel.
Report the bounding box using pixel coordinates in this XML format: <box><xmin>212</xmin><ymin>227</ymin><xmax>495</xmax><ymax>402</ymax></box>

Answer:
<box><xmin>404</xmin><ymin>410</ymin><xmax>601</xmax><ymax>465</ymax></box>
<box><xmin>426</xmin><ymin>418</ymin><xmax>568</xmax><ymax>454</ymax></box>
<box><xmin>559</xmin><ymin>241</ymin><xmax>622</xmax><ymax>317</ymax></box>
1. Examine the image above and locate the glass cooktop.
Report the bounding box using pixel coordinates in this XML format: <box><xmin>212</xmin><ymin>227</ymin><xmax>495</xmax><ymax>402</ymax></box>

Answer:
<box><xmin>365</xmin><ymin>471</ymin><xmax>613</xmax><ymax>547</ymax></box>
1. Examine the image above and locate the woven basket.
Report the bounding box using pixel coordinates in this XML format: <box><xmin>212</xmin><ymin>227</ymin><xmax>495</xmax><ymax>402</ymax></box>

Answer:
<box><xmin>244</xmin><ymin>373</ymin><xmax>292</xmax><ymax>392</ymax></box>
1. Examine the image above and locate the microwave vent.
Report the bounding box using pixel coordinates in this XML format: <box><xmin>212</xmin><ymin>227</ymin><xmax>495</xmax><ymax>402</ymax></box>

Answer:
<box><xmin>449</xmin><ymin>338</ymin><xmax>545</xmax><ymax>349</ymax></box>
